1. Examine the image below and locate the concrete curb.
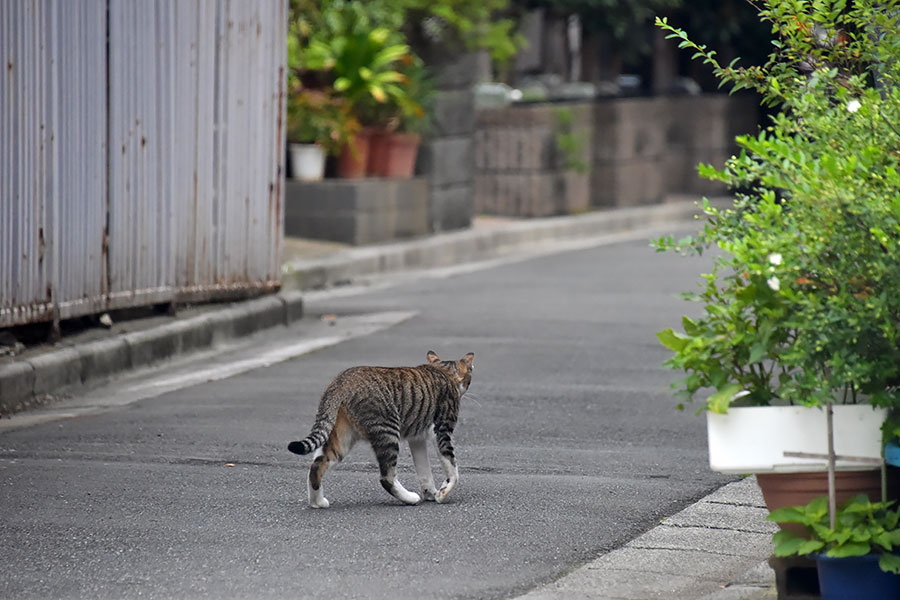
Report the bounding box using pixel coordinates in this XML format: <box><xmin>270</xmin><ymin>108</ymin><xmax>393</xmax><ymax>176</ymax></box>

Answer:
<box><xmin>280</xmin><ymin>201</ymin><xmax>712</xmax><ymax>291</ymax></box>
<box><xmin>0</xmin><ymin>291</ymin><xmax>305</xmax><ymax>417</ymax></box>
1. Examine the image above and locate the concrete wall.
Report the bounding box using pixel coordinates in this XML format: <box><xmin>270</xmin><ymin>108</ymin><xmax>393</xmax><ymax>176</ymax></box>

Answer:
<box><xmin>474</xmin><ymin>94</ymin><xmax>758</xmax><ymax>215</ymax></box>
<box><xmin>284</xmin><ymin>178</ymin><xmax>429</xmax><ymax>246</ymax></box>
<box><xmin>592</xmin><ymin>95</ymin><xmax>758</xmax><ymax>207</ymax></box>
<box><xmin>415</xmin><ymin>52</ymin><xmax>485</xmax><ymax>232</ymax></box>
<box><xmin>475</xmin><ymin>103</ymin><xmax>592</xmax><ymax>217</ymax></box>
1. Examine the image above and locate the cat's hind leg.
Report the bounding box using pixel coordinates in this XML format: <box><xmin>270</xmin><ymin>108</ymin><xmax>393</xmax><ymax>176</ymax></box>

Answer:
<box><xmin>373</xmin><ymin>435</ymin><xmax>421</xmax><ymax>505</ymax></box>
<box><xmin>433</xmin><ymin>425</ymin><xmax>459</xmax><ymax>503</ymax></box>
<box><xmin>408</xmin><ymin>437</ymin><xmax>438</xmax><ymax>502</ymax></box>
<box><xmin>307</xmin><ymin>407</ymin><xmax>356</xmax><ymax>508</ymax></box>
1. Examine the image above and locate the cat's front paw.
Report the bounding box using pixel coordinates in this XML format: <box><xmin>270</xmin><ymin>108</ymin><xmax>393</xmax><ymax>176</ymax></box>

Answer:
<box><xmin>421</xmin><ymin>488</ymin><xmax>437</xmax><ymax>502</ymax></box>
<box><xmin>401</xmin><ymin>491</ymin><xmax>422</xmax><ymax>505</ymax></box>
<box><xmin>435</xmin><ymin>478</ymin><xmax>456</xmax><ymax>503</ymax></box>
<box><xmin>309</xmin><ymin>496</ymin><xmax>330</xmax><ymax>509</ymax></box>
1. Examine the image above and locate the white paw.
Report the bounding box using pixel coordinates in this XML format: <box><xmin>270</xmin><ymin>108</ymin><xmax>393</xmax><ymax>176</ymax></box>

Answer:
<box><xmin>422</xmin><ymin>488</ymin><xmax>437</xmax><ymax>502</ymax></box>
<box><xmin>435</xmin><ymin>479</ymin><xmax>456</xmax><ymax>503</ymax></box>
<box><xmin>401</xmin><ymin>491</ymin><xmax>421</xmax><ymax>505</ymax></box>
<box><xmin>309</xmin><ymin>496</ymin><xmax>330</xmax><ymax>509</ymax></box>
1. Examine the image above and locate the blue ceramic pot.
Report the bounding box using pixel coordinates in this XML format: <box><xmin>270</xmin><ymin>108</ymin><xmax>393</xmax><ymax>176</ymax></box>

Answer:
<box><xmin>885</xmin><ymin>441</ymin><xmax>900</xmax><ymax>468</ymax></box>
<box><xmin>816</xmin><ymin>554</ymin><xmax>900</xmax><ymax>600</ymax></box>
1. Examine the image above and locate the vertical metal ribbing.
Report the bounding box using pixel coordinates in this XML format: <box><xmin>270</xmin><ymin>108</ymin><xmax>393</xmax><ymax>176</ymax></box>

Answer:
<box><xmin>1</xmin><ymin>0</ymin><xmax>284</xmax><ymax>327</ymax></box>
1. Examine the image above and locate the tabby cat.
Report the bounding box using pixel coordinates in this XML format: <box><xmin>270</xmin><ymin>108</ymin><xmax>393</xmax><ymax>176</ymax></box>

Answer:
<box><xmin>288</xmin><ymin>350</ymin><xmax>475</xmax><ymax>508</ymax></box>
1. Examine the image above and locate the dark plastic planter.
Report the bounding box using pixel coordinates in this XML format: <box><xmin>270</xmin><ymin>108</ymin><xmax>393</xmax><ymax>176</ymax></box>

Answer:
<box><xmin>816</xmin><ymin>554</ymin><xmax>900</xmax><ymax>600</ymax></box>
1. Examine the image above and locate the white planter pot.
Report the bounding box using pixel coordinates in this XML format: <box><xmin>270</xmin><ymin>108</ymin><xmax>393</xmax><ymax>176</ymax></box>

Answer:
<box><xmin>289</xmin><ymin>143</ymin><xmax>325</xmax><ymax>181</ymax></box>
<box><xmin>706</xmin><ymin>405</ymin><xmax>887</xmax><ymax>474</ymax></box>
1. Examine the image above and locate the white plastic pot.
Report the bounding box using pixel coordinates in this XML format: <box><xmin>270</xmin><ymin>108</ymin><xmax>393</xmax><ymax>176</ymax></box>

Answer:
<box><xmin>289</xmin><ymin>143</ymin><xmax>326</xmax><ymax>181</ymax></box>
<box><xmin>706</xmin><ymin>405</ymin><xmax>887</xmax><ymax>474</ymax></box>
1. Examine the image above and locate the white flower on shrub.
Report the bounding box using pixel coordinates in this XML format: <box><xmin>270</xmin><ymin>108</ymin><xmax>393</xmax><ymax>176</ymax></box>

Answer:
<box><xmin>767</xmin><ymin>276</ymin><xmax>780</xmax><ymax>291</ymax></box>
<box><xmin>847</xmin><ymin>99</ymin><xmax>861</xmax><ymax>113</ymax></box>
<box><xmin>768</xmin><ymin>253</ymin><xmax>783</xmax><ymax>266</ymax></box>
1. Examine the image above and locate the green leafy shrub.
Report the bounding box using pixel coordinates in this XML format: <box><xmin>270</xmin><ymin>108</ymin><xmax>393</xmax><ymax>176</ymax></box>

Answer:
<box><xmin>402</xmin><ymin>0</ymin><xmax>524</xmax><ymax>65</ymax></box>
<box><xmin>289</xmin><ymin>0</ymin><xmax>504</xmax><ymax>135</ymax></box>
<box><xmin>294</xmin><ymin>1</ymin><xmax>417</xmax><ymax>127</ymax></box>
<box><xmin>285</xmin><ymin>89</ymin><xmax>357</xmax><ymax>154</ymax></box>
<box><xmin>654</xmin><ymin>1</ymin><xmax>900</xmax><ymax>413</ymax></box>
<box><xmin>554</xmin><ymin>108</ymin><xmax>588</xmax><ymax>173</ymax></box>
<box><xmin>768</xmin><ymin>494</ymin><xmax>900</xmax><ymax>574</ymax></box>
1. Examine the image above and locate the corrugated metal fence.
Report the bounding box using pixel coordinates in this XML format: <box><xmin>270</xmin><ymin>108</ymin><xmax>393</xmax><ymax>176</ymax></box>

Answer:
<box><xmin>1</xmin><ymin>0</ymin><xmax>285</xmax><ymax>329</ymax></box>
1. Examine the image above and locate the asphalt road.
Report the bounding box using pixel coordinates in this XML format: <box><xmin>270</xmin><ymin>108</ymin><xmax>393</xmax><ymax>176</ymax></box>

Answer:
<box><xmin>0</xmin><ymin>233</ymin><xmax>734</xmax><ymax>600</ymax></box>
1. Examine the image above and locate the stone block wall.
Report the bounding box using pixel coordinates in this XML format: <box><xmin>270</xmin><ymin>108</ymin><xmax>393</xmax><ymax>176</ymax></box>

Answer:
<box><xmin>592</xmin><ymin>94</ymin><xmax>758</xmax><ymax>206</ymax></box>
<box><xmin>474</xmin><ymin>103</ymin><xmax>593</xmax><ymax>217</ymax></box>
<box><xmin>414</xmin><ymin>52</ymin><xmax>485</xmax><ymax>232</ymax></box>
<box><xmin>284</xmin><ymin>178</ymin><xmax>429</xmax><ymax>245</ymax></box>
<box><xmin>474</xmin><ymin>94</ymin><xmax>758</xmax><ymax>215</ymax></box>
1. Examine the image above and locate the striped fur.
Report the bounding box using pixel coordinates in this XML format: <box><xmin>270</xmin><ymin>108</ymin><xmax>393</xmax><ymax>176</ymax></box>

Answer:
<box><xmin>288</xmin><ymin>350</ymin><xmax>475</xmax><ymax>508</ymax></box>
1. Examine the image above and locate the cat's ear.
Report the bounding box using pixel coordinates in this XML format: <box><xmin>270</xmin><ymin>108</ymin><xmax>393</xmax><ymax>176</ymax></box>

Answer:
<box><xmin>426</xmin><ymin>351</ymin><xmax>440</xmax><ymax>364</ymax></box>
<box><xmin>461</xmin><ymin>353</ymin><xmax>474</xmax><ymax>368</ymax></box>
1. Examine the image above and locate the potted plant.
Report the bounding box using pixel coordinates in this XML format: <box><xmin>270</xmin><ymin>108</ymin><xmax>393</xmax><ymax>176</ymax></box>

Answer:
<box><xmin>285</xmin><ymin>4</ymin><xmax>359</xmax><ymax>180</ymax></box>
<box><xmin>366</xmin><ymin>56</ymin><xmax>433</xmax><ymax>178</ymax></box>
<box><xmin>299</xmin><ymin>1</ymin><xmax>415</xmax><ymax>178</ymax></box>
<box><xmin>768</xmin><ymin>494</ymin><xmax>900</xmax><ymax>599</ymax></box>
<box><xmin>654</xmin><ymin>1</ymin><xmax>900</xmax><ymax>509</ymax></box>
<box><xmin>285</xmin><ymin>88</ymin><xmax>357</xmax><ymax>181</ymax></box>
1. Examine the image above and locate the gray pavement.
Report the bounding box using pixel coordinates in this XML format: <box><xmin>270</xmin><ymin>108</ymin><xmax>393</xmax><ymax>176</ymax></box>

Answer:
<box><xmin>0</xmin><ymin>199</ymin><xmax>779</xmax><ymax>599</ymax></box>
<box><xmin>516</xmin><ymin>476</ymin><xmax>777</xmax><ymax>600</ymax></box>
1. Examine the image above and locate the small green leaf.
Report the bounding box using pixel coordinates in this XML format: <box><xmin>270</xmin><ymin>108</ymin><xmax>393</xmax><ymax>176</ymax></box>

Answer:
<box><xmin>333</xmin><ymin>77</ymin><xmax>351</xmax><ymax>92</ymax></box>
<box><xmin>880</xmin><ymin>553</ymin><xmax>900</xmax><ymax>575</ymax></box>
<box><xmin>748</xmin><ymin>342</ymin><xmax>768</xmax><ymax>364</ymax></box>
<box><xmin>768</xmin><ymin>506</ymin><xmax>809</xmax><ymax>524</ymax></box>
<box><xmin>707</xmin><ymin>384</ymin><xmax>743</xmax><ymax>414</ymax></box>
<box><xmin>827</xmin><ymin>542</ymin><xmax>871</xmax><ymax>558</ymax></box>
<box><xmin>873</xmin><ymin>531</ymin><xmax>892</xmax><ymax>550</ymax></box>
<box><xmin>682</xmin><ymin>316</ymin><xmax>700</xmax><ymax>337</ymax></box>
<box><xmin>657</xmin><ymin>328</ymin><xmax>689</xmax><ymax>352</ymax></box>
<box><xmin>797</xmin><ymin>539</ymin><xmax>825</xmax><ymax>555</ymax></box>
<box><xmin>772</xmin><ymin>530</ymin><xmax>809</xmax><ymax>557</ymax></box>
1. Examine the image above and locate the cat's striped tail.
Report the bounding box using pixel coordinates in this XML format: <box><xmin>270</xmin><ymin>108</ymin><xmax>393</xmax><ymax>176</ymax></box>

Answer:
<box><xmin>287</xmin><ymin>381</ymin><xmax>344</xmax><ymax>455</ymax></box>
<box><xmin>287</xmin><ymin>429</ymin><xmax>328</xmax><ymax>455</ymax></box>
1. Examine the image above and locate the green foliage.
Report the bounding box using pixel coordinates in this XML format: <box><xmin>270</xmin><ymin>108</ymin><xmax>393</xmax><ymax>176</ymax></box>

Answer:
<box><xmin>293</xmin><ymin>1</ymin><xmax>418</xmax><ymax>128</ymax></box>
<box><xmin>654</xmin><ymin>1</ymin><xmax>900</xmax><ymax>413</ymax></box>
<box><xmin>401</xmin><ymin>0</ymin><xmax>525</xmax><ymax>64</ymax></box>
<box><xmin>285</xmin><ymin>89</ymin><xmax>358</xmax><ymax>153</ymax></box>
<box><xmin>664</xmin><ymin>0</ymin><xmax>772</xmax><ymax>73</ymax></box>
<box><xmin>287</xmin><ymin>0</ymin><xmax>518</xmax><ymax>136</ymax></box>
<box><xmin>520</xmin><ymin>0</ymin><xmax>682</xmax><ymax>63</ymax></box>
<box><xmin>553</xmin><ymin>108</ymin><xmax>588</xmax><ymax>173</ymax></box>
<box><xmin>768</xmin><ymin>494</ymin><xmax>900</xmax><ymax>574</ymax></box>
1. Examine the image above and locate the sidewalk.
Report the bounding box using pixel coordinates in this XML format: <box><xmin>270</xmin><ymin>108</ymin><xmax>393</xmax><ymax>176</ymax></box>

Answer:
<box><xmin>0</xmin><ymin>199</ymin><xmax>779</xmax><ymax>599</ymax></box>
<box><xmin>516</xmin><ymin>476</ymin><xmax>777</xmax><ymax>600</ymax></box>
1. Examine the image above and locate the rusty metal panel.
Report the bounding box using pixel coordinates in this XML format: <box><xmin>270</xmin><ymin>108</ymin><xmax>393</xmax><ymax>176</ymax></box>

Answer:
<box><xmin>1</xmin><ymin>0</ymin><xmax>107</xmax><ymax>328</ymax></box>
<box><xmin>107</xmin><ymin>0</ymin><xmax>177</xmax><ymax>310</ymax></box>
<box><xmin>203</xmin><ymin>0</ymin><xmax>285</xmax><ymax>297</ymax></box>
<box><xmin>2</xmin><ymin>0</ymin><xmax>285</xmax><ymax>328</ymax></box>
<box><xmin>172</xmin><ymin>0</ymin><xmax>218</xmax><ymax>291</ymax></box>
<box><xmin>52</xmin><ymin>0</ymin><xmax>108</xmax><ymax>321</ymax></box>
<box><xmin>173</xmin><ymin>0</ymin><xmax>285</xmax><ymax>300</ymax></box>
<box><xmin>107</xmin><ymin>0</ymin><xmax>285</xmax><ymax>303</ymax></box>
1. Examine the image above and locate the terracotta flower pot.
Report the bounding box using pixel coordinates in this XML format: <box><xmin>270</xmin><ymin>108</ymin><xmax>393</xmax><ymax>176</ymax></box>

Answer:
<box><xmin>367</xmin><ymin>130</ymin><xmax>420</xmax><ymax>178</ymax></box>
<box><xmin>757</xmin><ymin>469</ymin><xmax>900</xmax><ymax>536</ymax></box>
<box><xmin>337</xmin><ymin>132</ymin><xmax>372</xmax><ymax>179</ymax></box>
